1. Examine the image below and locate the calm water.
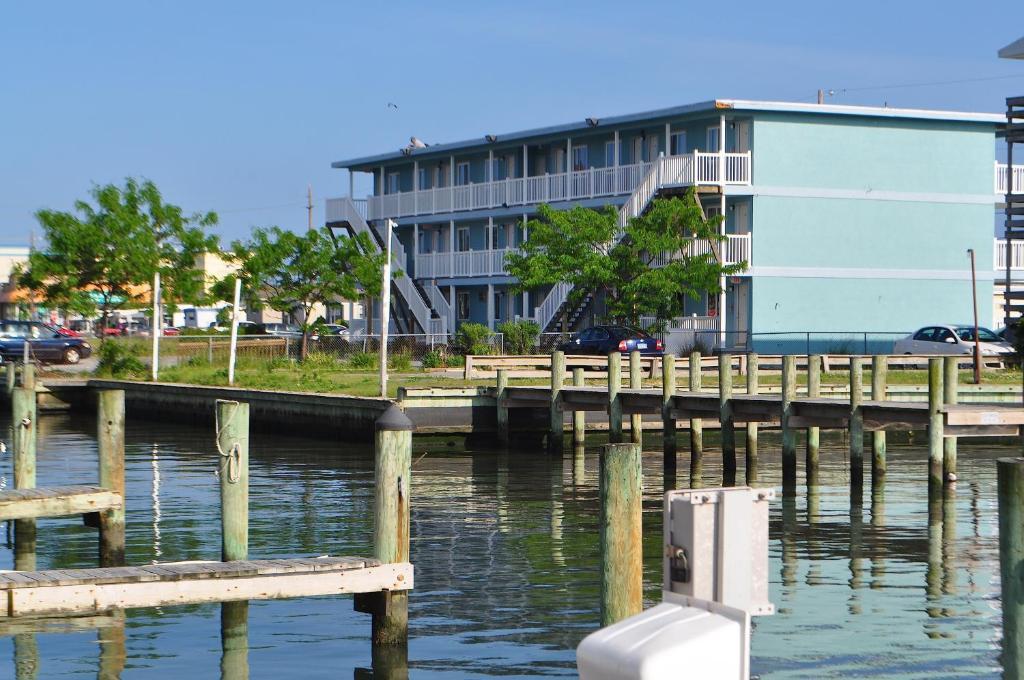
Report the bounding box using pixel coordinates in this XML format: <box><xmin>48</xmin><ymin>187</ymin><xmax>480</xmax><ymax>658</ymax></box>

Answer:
<box><xmin>0</xmin><ymin>413</ymin><xmax>1008</xmax><ymax>678</ymax></box>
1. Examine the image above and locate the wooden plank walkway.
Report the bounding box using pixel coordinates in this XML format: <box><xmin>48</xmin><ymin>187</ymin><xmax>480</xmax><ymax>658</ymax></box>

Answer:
<box><xmin>0</xmin><ymin>485</ymin><xmax>122</xmax><ymax>521</ymax></box>
<box><xmin>0</xmin><ymin>557</ymin><xmax>413</xmax><ymax>617</ymax></box>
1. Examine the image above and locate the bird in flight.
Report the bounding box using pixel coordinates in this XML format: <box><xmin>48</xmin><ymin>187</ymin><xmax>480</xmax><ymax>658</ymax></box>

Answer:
<box><xmin>387</xmin><ymin>102</ymin><xmax>399</xmax><ymax>110</ymax></box>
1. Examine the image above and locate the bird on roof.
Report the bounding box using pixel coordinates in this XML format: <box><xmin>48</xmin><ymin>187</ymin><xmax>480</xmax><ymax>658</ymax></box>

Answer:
<box><xmin>409</xmin><ymin>136</ymin><xmax>427</xmax><ymax>148</ymax></box>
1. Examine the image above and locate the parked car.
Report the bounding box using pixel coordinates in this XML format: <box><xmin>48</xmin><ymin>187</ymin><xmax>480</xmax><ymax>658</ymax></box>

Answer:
<box><xmin>893</xmin><ymin>325</ymin><xmax>1014</xmax><ymax>356</ymax></box>
<box><xmin>558</xmin><ymin>325</ymin><xmax>664</xmax><ymax>356</ymax></box>
<box><xmin>998</xmin><ymin>324</ymin><xmax>1019</xmax><ymax>347</ymax></box>
<box><xmin>263</xmin><ymin>323</ymin><xmax>302</xmax><ymax>337</ymax></box>
<box><xmin>0</xmin><ymin>321</ymin><xmax>93</xmax><ymax>364</ymax></box>
<box><xmin>322</xmin><ymin>323</ymin><xmax>350</xmax><ymax>337</ymax></box>
<box><xmin>162</xmin><ymin>326</ymin><xmax>181</xmax><ymax>336</ymax></box>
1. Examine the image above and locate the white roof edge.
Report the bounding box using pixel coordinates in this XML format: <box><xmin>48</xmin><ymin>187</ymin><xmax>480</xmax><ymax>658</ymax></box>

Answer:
<box><xmin>999</xmin><ymin>36</ymin><xmax>1024</xmax><ymax>59</ymax></box>
<box><xmin>718</xmin><ymin>99</ymin><xmax>1003</xmax><ymax>124</ymax></box>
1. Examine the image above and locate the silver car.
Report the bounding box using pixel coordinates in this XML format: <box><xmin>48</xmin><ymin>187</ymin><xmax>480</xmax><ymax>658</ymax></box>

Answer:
<box><xmin>893</xmin><ymin>324</ymin><xmax>1014</xmax><ymax>356</ymax></box>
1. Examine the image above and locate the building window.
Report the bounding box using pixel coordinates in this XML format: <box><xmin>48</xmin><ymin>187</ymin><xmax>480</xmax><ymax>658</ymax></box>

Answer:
<box><xmin>670</xmin><ymin>131</ymin><xmax>687</xmax><ymax>156</ymax></box>
<box><xmin>572</xmin><ymin>145</ymin><xmax>589</xmax><ymax>172</ymax></box>
<box><xmin>434</xmin><ymin>165</ymin><xmax>447</xmax><ymax>189</ymax></box>
<box><xmin>457</xmin><ymin>292</ymin><xmax>470</xmax><ymax>321</ymax></box>
<box><xmin>456</xmin><ymin>162</ymin><xmax>471</xmax><ymax>186</ymax></box>
<box><xmin>418</xmin><ymin>167</ymin><xmax>429</xmax><ymax>190</ymax></box>
<box><xmin>605</xmin><ymin>140</ymin><xmax>617</xmax><ymax>167</ymax></box>
<box><xmin>387</xmin><ymin>172</ymin><xmax>400</xmax><ymax>194</ymax></box>
<box><xmin>457</xmin><ymin>227</ymin><xmax>471</xmax><ymax>252</ymax></box>
<box><xmin>647</xmin><ymin>135</ymin><xmax>659</xmax><ymax>162</ymax></box>
<box><xmin>706</xmin><ymin>127</ymin><xmax>720</xmax><ymax>153</ymax></box>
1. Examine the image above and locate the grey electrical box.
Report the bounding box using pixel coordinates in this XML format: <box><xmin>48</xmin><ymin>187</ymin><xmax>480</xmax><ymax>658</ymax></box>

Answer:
<box><xmin>663</xmin><ymin>486</ymin><xmax>774</xmax><ymax>617</ymax></box>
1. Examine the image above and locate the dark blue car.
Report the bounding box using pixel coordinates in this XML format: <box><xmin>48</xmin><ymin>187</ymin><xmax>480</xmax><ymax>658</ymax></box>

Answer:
<box><xmin>0</xmin><ymin>321</ymin><xmax>93</xmax><ymax>364</ymax></box>
<box><xmin>558</xmin><ymin>325</ymin><xmax>664</xmax><ymax>356</ymax></box>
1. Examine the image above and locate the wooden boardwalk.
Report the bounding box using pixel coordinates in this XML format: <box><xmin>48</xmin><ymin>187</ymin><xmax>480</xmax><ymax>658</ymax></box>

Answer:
<box><xmin>0</xmin><ymin>557</ymin><xmax>413</xmax><ymax>617</ymax></box>
<box><xmin>0</xmin><ymin>485</ymin><xmax>122</xmax><ymax>521</ymax></box>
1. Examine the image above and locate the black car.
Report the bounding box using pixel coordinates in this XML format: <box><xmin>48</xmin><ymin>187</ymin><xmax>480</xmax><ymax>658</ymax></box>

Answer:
<box><xmin>558</xmin><ymin>325</ymin><xmax>664</xmax><ymax>356</ymax></box>
<box><xmin>0</xmin><ymin>321</ymin><xmax>93</xmax><ymax>364</ymax></box>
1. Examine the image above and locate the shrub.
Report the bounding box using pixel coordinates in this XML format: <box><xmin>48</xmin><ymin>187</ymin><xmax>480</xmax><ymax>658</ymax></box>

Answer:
<box><xmin>454</xmin><ymin>322</ymin><xmax>494</xmax><ymax>356</ymax></box>
<box><xmin>302</xmin><ymin>351</ymin><xmax>339</xmax><ymax>369</ymax></box>
<box><xmin>679</xmin><ymin>337</ymin><xmax>714</xmax><ymax>357</ymax></box>
<box><xmin>421</xmin><ymin>349</ymin><xmax>446</xmax><ymax>369</ymax></box>
<box><xmin>496</xmin><ymin>320</ymin><xmax>540</xmax><ymax>355</ymax></box>
<box><xmin>348</xmin><ymin>351</ymin><xmax>378</xmax><ymax>369</ymax></box>
<box><xmin>96</xmin><ymin>341</ymin><xmax>147</xmax><ymax>378</ymax></box>
<box><xmin>388</xmin><ymin>353</ymin><xmax>412</xmax><ymax>372</ymax></box>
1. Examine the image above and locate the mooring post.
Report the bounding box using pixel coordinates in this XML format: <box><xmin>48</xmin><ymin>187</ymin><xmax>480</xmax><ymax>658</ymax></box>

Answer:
<box><xmin>5</xmin><ymin>363</ymin><xmax>15</xmax><ymax>396</ymax></box>
<box><xmin>927</xmin><ymin>358</ymin><xmax>944</xmax><ymax>495</ymax></box>
<box><xmin>719</xmin><ymin>353</ymin><xmax>736</xmax><ymax>483</ymax></box>
<box><xmin>689</xmin><ymin>351</ymin><xmax>703</xmax><ymax>484</ymax></box>
<box><xmin>549</xmin><ymin>351</ymin><xmax>565</xmax><ymax>454</ymax></box>
<box><xmin>572</xmin><ymin>367</ymin><xmax>585</xmax><ymax>445</ymax></box>
<box><xmin>12</xmin><ymin>385</ymin><xmax>37</xmax><ymax>572</ymax></box>
<box><xmin>806</xmin><ymin>354</ymin><xmax>821</xmax><ymax>483</ymax></box>
<box><xmin>781</xmin><ymin>354</ymin><xmax>797</xmax><ymax>489</ymax></box>
<box><xmin>943</xmin><ymin>356</ymin><xmax>958</xmax><ymax>484</ymax></box>
<box><xmin>607</xmin><ymin>352</ymin><xmax>623</xmax><ymax>444</ymax></box>
<box><xmin>600</xmin><ymin>442</ymin><xmax>643</xmax><ymax>626</ymax></box>
<box><xmin>999</xmin><ymin>458</ymin><xmax>1024</xmax><ymax>678</ymax></box>
<box><xmin>746</xmin><ymin>353</ymin><xmax>759</xmax><ymax>485</ymax></box>
<box><xmin>629</xmin><ymin>351</ymin><xmax>642</xmax><ymax>444</ymax></box>
<box><xmin>849</xmin><ymin>356</ymin><xmax>864</xmax><ymax>489</ymax></box>
<box><xmin>20</xmin><ymin>362</ymin><xmax>35</xmax><ymax>391</ymax></box>
<box><xmin>661</xmin><ymin>354</ymin><xmax>676</xmax><ymax>473</ymax></box>
<box><xmin>216</xmin><ymin>400</ymin><xmax>249</xmax><ymax>562</ymax></box>
<box><xmin>871</xmin><ymin>355</ymin><xmax>887</xmax><ymax>483</ymax></box>
<box><xmin>496</xmin><ymin>369</ymin><xmax>509</xmax><ymax>445</ymax></box>
<box><xmin>371</xmin><ymin>405</ymin><xmax>413</xmax><ymax>647</ymax></box>
<box><xmin>98</xmin><ymin>390</ymin><xmax>126</xmax><ymax>567</ymax></box>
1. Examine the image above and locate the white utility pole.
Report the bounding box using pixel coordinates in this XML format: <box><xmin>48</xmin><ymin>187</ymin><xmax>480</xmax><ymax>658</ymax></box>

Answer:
<box><xmin>151</xmin><ymin>271</ymin><xmax>161</xmax><ymax>380</ymax></box>
<box><xmin>379</xmin><ymin>219</ymin><xmax>395</xmax><ymax>397</ymax></box>
<box><xmin>228</xmin><ymin>277</ymin><xmax>242</xmax><ymax>386</ymax></box>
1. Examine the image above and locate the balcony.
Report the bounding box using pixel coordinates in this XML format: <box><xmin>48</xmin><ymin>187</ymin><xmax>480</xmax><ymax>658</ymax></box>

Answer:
<box><xmin>649</xmin><ymin>235</ymin><xmax>752</xmax><ymax>270</ymax></box>
<box><xmin>996</xmin><ymin>238</ymin><xmax>1024</xmax><ymax>270</ymax></box>
<box><xmin>363</xmin><ymin>151</ymin><xmax>752</xmax><ymax>222</ymax></box>
<box><xmin>996</xmin><ymin>162</ymin><xmax>1024</xmax><ymax>195</ymax></box>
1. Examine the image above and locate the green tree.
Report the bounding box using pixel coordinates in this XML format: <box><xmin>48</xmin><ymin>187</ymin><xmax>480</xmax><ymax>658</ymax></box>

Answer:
<box><xmin>505</xmin><ymin>191</ymin><xmax>743</xmax><ymax>330</ymax></box>
<box><xmin>19</xmin><ymin>178</ymin><xmax>218</xmax><ymax>330</ymax></box>
<box><xmin>217</xmin><ymin>226</ymin><xmax>387</xmax><ymax>359</ymax></box>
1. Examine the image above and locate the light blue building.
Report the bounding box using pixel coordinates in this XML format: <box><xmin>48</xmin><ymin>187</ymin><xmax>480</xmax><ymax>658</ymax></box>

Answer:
<box><xmin>327</xmin><ymin>99</ymin><xmax>1021</xmax><ymax>352</ymax></box>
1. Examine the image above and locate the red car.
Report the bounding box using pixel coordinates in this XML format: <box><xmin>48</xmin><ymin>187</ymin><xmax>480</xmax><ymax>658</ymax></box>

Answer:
<box><xmin>162</xmin><ymin>327</ymin><xmax>181</xmax><ymax>336</ymax></box>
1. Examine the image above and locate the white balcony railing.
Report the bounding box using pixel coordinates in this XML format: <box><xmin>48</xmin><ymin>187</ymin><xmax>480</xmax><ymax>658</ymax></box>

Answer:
<box><xmin>415</xmin><ymin>248</ymin><xmax>516</xmax><ymax>279</ymax></box>
<box><xmin>366</xmin><ymin>151</ymin><xmax>751</xmax><ymax>221</ymax></box>
<box><xmin>996</xmin><ymin>162</ymin><xmax>1024</xmax><ymax>195</ymax></box>
<box><xmin>648</xmin><ymin>234</ymin><xmax>751</xmax><ymax>269</ymax></box>
<box><xmin>995</xmin><ymin>238</ymin><xmax>1024</xmax><ymax>270</ymax></box>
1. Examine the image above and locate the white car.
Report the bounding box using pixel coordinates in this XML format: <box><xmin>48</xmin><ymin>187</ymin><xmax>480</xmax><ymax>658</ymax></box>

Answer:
<box><xmin>893</xmin><ymin>324</ymin><xmax>1015</xmax><ymax>356</ymax></box>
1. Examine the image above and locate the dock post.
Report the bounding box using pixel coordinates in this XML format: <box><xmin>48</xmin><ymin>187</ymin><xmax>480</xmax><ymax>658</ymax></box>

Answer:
<box><xmin>629</xmin><ymin>351</ymin><xmax>642</xmax><ymax>444</ymax></box>
<box><xmin>661</xmin><ymin>354</ymin><xmax>676</xmax><ymax>474</ymax></box>
<box><xmin>608</xmin><ymin>352</ymin><xmax>623</xmax><ymax>444</ymax></box>
<box><xmin>496</xmin><ymin>369</ymin><xmax>509</xmax><ymax>445</ymax></box>
<box><xmin>871</xmin><ymin>355</ymin><xmax>887</xmax><ymax>483</ymax></box>
<box><xmin>548</xmin><ymin>351</ymin><xmax>565</xmax><ymax>454</ymax></box>
<box><xmin>12</xmin><ymin>385</ymin><xmax>37</xmax><ymax>572</ymax></box>
<box><xmin>600</xmin><ymin>442</ymin><xmax>642</xmax><ymax>626</ymax></box>
<box><xmin>806</xmin><ymin>354</ymin><xmax>821</xmax><ymax>484</ymax></box>
<box><xmin>372</xmin><ymin>405</ymin><xmax>413</xmax><ymax>647</ymax></box>
<box><xmin>927</xmin><ymin>358</ymin><xmax>944</xmax><ymax>495</ymax></box>
<box><xmin>849</xmin><ymin>356</ymin><xmax>864</xmax><ymax>489</ymax></box>
<box><xmin>746</xmin><ymin>353</ymin><xmax>759</xmax><ymax>485</ymax></box>
<box><xmin>98</xmin><ymin>390</ymin><xmax>126</xmax><ymax>567</ymax></box>
<box><xmin>943</xmin><ymin>356</ymin><xmax>958</xmax><ymax>484</ymax></box>
<box><xmin>781</xmin><ymin>355</ymin><xmax>797</xmax><ymax>489</ymax></box>
<box><xmin>689</xmin><ymin>351</ymin><xmax>703</xmax><ymax>485</ymax></box>
<box><xmin>216</xmin><ymin>400</ymin><xmax>249</xmax><ymax>562</ymax></box>
<box><xmin>719</xmin><ymin>353</ymin><xmax>736</xmax><ymax>484</ymax></box>
<box><xmin>999</xmin><ymin>457</ymin><xmax>1024</xmax><ymax>678</ymax></box>
<box><xmin>20</xmin><ymin>362</ymin><xmax>35</xmax><ymax>390</ymax></box>
<box><xmin>5</xmin><ymin>364</ymin><xmax>14</xmax><ymax>396</ymax></box>
<box><xmin>572</xmin><ymin>368</ymin><xmax>585</xmax><ymax>446</ymax></box>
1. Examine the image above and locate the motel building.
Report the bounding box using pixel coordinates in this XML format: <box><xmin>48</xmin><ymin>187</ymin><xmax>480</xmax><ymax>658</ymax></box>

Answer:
<box><xmin>326</xmin><ymin>99</ymin><xmax>1022</xmax><ymax>353</ymax></box>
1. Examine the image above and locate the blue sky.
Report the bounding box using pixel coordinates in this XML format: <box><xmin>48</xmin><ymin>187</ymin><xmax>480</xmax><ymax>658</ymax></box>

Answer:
<box><xmin>1</xmin><ymin>1</ymin><xmax>1021</xmax><ymax>246</ymax></box>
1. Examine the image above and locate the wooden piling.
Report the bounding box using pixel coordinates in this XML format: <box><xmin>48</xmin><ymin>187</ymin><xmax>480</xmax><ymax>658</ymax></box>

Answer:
<box><xmin>781</xmin><ymin>355</ymin><xmax>797</xmax><ymax>488</ymax></box>
<box><xmin>20</xmin><ymin>363</ymin><xmax>35</xmax><ymax>390</ymax></box>
<box><xmin>5</xmin><ymin>364</ymin><xmax>14</xmax><ymax>396</ymax></box>
<box><xmin>689</xmin><ymin>351</ymin><xmax>703</xmax><ymax>484</ymax></box>
<box><xmin>372</xmin><ymin>405</ymin><xmax>413</xmax><ymax>646</ymax></box>
<box><xmin>927</xmin><ymin>358</ymin><xmax>944</xmax><ymax>494</ymax></box>
<box><xmin>849</xmin><ymin>356</ymin><xmax>864</xmax><ymax>489</ymax></box>
<box><xmin>719</xmin><ymin>353</ymin><xmax>736</xmax><ymax>483</ymax></box>
<box><xmin>600</xmin><ymin>442</ymin><xmax>643</xmax><ymax>626</ymax></box>
<box><xmin>549</xmin><ymin>351</ymin><xmax>566</xmax><ymax>454</ymax></box>
<box><xmin>496</xmin><ymin>369</ymin><xmax>509</xmax><ymax>445</ymax></box>
<box><xmin>871</xmin><ymin>355</ymin><xmax>887</xmax><ymax>482</ymax></box>
<box><xmin>14</xmin><ymin>633</ymin><xmax>37</xmax><ymax>680</ymax></box>
<box><xmin>12</xmin><ymin>385</ymin><xmax>37</xmax><ymax>572</ymax></box>
<box><xmin>629</xmin><ymin>351</ymin><xmax>642</xmax><ymax>444</ymax></box>
<box><xmin>662</xmin><ymin>354</ymin><xmax>676</xmax><ymax>473</ymax></box>
<box><xmin>806</xmin><ymin>354</ymin><xmax>821</xmax><ymax>481</ymax></box>
<box><xmin>999</xmin><ymin>457</ymin><xmax>1024</xmax><ymax>678</ymax></box>
<box><xmin>572</xmin><ymin>368</ymin><xmax>585</xmax><ymax>446</ymax></box>
<box><xmin>97</xmin><ymin>390</ymin><xmax>126</xmax><ymax>567</ymax></box>
<box><xmin>608</xmin><ymin>353</ymin><xmax>623</xmax><ymax>444</ymax></box>
<box><xmin>943</xmin><ymin>356</ymin><xmax>958</xmax><ymax>484</ymax></box>
<box><xmin>746</xmin><ymin>353</ymin><xmax>759</xmax><ymax>485</ymax></box>
<box><xmin>216</xmin><ymin>400</ymin><xmax>249</xmax><ymax>562</ymax></box>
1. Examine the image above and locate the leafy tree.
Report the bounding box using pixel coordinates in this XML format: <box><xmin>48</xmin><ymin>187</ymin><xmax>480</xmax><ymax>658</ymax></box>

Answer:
<box><xmin>19</xmin><ymin>178</ymin><xmax>218</xmax><ymax>330</ymax></box>
<box><xmin>505</xmin><ymin>191</ymin><xmax>744</xmax><ymax>330</ymax></box>
<box><xmin>217</xmin><ymin>226</ymin><xmax>387</xmax><ymax>359</ymax></box>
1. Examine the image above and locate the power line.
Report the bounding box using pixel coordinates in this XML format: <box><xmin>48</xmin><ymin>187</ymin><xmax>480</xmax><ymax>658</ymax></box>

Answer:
<box><xmin>836</xmin><ymin>72</ymin><xmax>1024</xmax><ymax>94</ymax></box>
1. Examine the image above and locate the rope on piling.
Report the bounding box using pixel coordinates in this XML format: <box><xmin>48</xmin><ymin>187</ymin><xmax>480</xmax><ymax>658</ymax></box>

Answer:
<box><xmin>215</xmin><ymin>400</ymin><xmax>242</xmax><ymax>484</ymax></box>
